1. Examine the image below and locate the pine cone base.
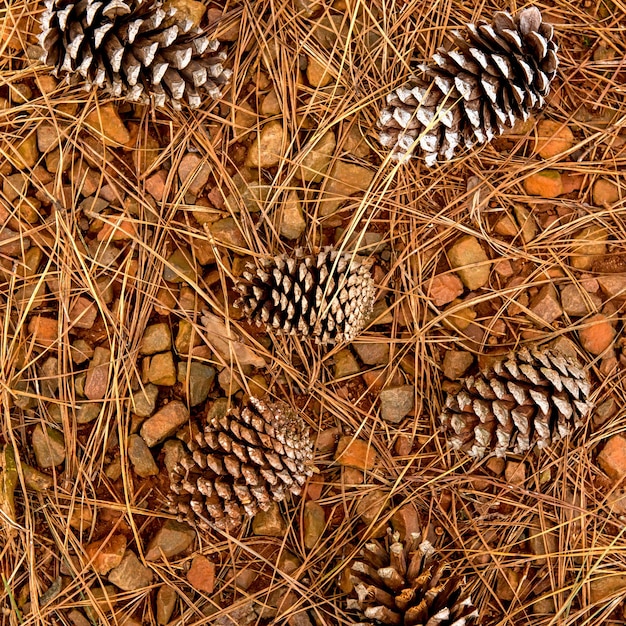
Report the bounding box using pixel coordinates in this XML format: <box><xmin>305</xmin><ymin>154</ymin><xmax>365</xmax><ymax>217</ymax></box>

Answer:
<box><xmin>379</xmin><ymin>8</ymin><xmax>558</xmax><ymax>165</ymax></box>
<box><xmin>167</xmin><ymin>397</ymin><xmax>314</xmax><ymax>532</ymax></box>
<box><xmin>441</xmin><ymin>346</ymin><xmax>593</xmax><ymax>459</ymax></box>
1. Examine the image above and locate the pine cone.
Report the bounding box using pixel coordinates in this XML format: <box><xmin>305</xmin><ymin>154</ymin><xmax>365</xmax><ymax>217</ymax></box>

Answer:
<box><xmin>167</xmin><ymin>397</ymin><xmax>314</xmax><ymax>531</ymax></box>
<box><xmin>379</xmin><ymin>7</ymin><xmax>558</xmax><ymax>165</ymax></box>
<box><xmin>347</xmin><ymin>531</ymin><xmax>479</xmax><ymax>626</ymax></box>
<box><xmin>440</xmin><ymin>346</ymin><xmax>593</xmax><ymax>459</ymax></box>
<box><xmin>38</xmin><ymin>0</ymin><xmax>231</xmax><ymax>109</ymax></box>
<box><xmin>234</xmin><ymin>247</ymin><xmax>376</xmax><ymax>345</ymax></box>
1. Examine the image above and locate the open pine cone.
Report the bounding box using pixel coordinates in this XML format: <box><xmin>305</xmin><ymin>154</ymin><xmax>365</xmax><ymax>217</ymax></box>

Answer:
<box><xmin>234</xmin><ymin>247</ymin><xmax>376</xmax><ymax>345</ymax></box>
<box><xmin>38</xmin><ymin>0</ymin><xmax>231</xmax><ymax>108</ymax></box>
<box><xmin>167</xmin><ymin>397</ymin><xmax>314</xmax><ymax>531</ymax></box>
<box><xmin>347</xmin><ymin>531</ymin><xmax>479</xmax><ymax>626</ymax></box>
<box><xmin>440</xmin><ymin>346</ymin><xmax>593</xmax><ymax>459</ymax></box>
<box><xmin>379</xmin><ymin>7</ymin><xmax>558</xmax><ymax>165</ymax></box>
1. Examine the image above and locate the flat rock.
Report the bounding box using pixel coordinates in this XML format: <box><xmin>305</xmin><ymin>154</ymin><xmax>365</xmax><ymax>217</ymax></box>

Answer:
<box><xmin>597</xmin><ymin>434</ymin><xmax>626</xmax><ymax>482</ymax></box>
<box><xmin>209</xmin><ymin>217</ymin><xmax>246</xmax><ymax>248</ymax></box>
<box><xmin>447</xmin><ymin>236</ymin><xmax>491</xmax><ymax>290</ymax></box>
<box><xmin>529</xmin><ymin>284</ymin><xmax>562</xmax><ymax>325</ymax></box>
<box><xmin>163</xmin><ymin>248</ymin><xmax>196</xmax><ymax>283</ymax></box>
<box><xmin>298</xmin><ymin>130</ymin><xmax>335</xmax><ymax>182</ymax></box>
<box><xmin>146</xmin><ymin>520</ymin><xmax>196</xmax><ymax>560</ymax></box>
<box><xmin>84</xmin><ymin>346</ymin><xmax>111</xmax><ymax>400</ymax></box>
<box><xmin>353</xmin><ymin>342</ymin><xmax>389</xmax><ymax>366</ymax></box>
<box><xmin>140</xmin><ymin>324</ymin><xmax>172</xmax><ymax>355</ymax></box>
<box><xmin>186</xmin><ymin>555</ymin><xmax>215</xmax><ymax>593</ymax></box>
<box><xmin>145</xmin><ymin>170</ymin><xmax>167</xmax><ymax>202</ymax></box>
<box><xmin>148</xmin><ymin>351</ymin><xmax>177</xmax><ymax>386</ymax></box>
<box><xmin>156</xmin><ymin>585</ymin><xmax>177</xmax><ymax>625</ymax></box>
<box><xmin>598</xmin><ymin>275</ymin><xmax>626</xmax><ymax>299</ymax></box>
<box><xmin>140</xmin><ymin>400</ymin><xmax>189</xmax><ymax>447</ymax></box>
<box><xmin>442</xmin><ymin>350</ymin><xmax>474</xmax><ymax>379</ymax></box>
<box><xmin>279</xmin><ymin>190</ymin><xmax>306</xmax><ymax>239</ymax></box>
<box><xmin>76</xmin><ymin>402</ymin><xmax>102</xmax><ymax>424</ymax></box>
<box><xmin>28</xmin><ymin>316</ymin><xmax>57</xmax><ymax>347</ymax></box>
<box><xmin>523</xmin><ymin>170</ymin><xmax>563</xmax><ymax>197</ymax></box>
<box><xmin>306</xmin><ymin>56</ymin><xmax>332</xmax><ymax>87</ymax></box>
<box><xmin>108</xmin><ymin>551</ymin><xmax>153</xmax><ymax>591</ymax></box>
<box><xmin>178</xmin><ymin>153</ymin><xmax>211</xmax><ymax>196</ymax></box>
<box><xmin>252</xmin><ymin>502</ymin><xmax>287</xmax><ymax>537</ymax></box>
<box><xmin>579</xmin><ymin>313</ymin><xmax>615</xmax><ymax>355</ymax></box>
<box><xmin>391</xmin><ymin>503</ymin><xmax>421</xmax><ymax>540</ymax></box>
<box><xmin>428</xmin><ymin>273</ymin><xmax>464</xmax><ymax>306</ymax></box>
<box><xmin>593</xmin><ymin>179</ymin><xmax>620</xmax><ymax>206</ymax></box>
<box><xmin>505</xmin><ymin>460</ymin><xmax>526</xmax><ymax>486</ymax></box>
<box><xmin>590</xmin><ymin>575</ymin><xmax>626</xmax><ymax>603</ymax></box>
<box><xmin>355</xmin><ymin>489</ymin><xmax>389</xmax><ymax>525</ymax></box>
<box><xmin>85</xmin><ymin>104</ymin><xmax>130</xmax><ymax>145</ymax></box>
<box><xmin>320</xmin><ymin>161</ymin><xmax>375</xmax><ymax>216</ymax></box>
<box><xmin>560</xmin><ymin>284</ymin><xmax>601</xmax><ymax>316</ymax></box>
<box><xmin>86</xmin><ymin>535</ymin><xmax>127</xmax><ymax>575</ymax></box>
<box><xmin>379</xmin><ymin>386</ymin><xmax>414</xmax><ymax>423</ymax></box>
<box><xmin>335</xmin><ymin>436</ymin><xmax>377</xmax><ymax>470</ymax></box>
<box><xmin>534</xmin><ymin>120</ymin><xmax>574</xmax><ymax>159</ymax></box>
<box><xmin>32</xmin><ymin>425</ymin><xmax>65</xmax><ymax>468</ymax></box>
<box><xmin>334</xmin><ymin>349</ymin><xmax>360</xmax><ymax>379</ymax></box>
<box><xmin>246</xmin><ymin>121</ymin><xmax>285</xmax><ymax>168</ymax></box>
<box><xmin>569</xmin><ymin>225</ymin><xmax>607</xmax><ymax>270</ymax></box>
<box><xmin>69</xmin><ymin>297</ymin><xmax>97</xmax><ymax>329</ymax></box>
<box><xmin>128</xmin><ymin>434</ymin><xmax>159</xmax><ymax>478</ymax></box>
<box><xmin>131</xmin><ymin>384</ymin><xmax>159</xmax><ymax>418</ymax></box>
<box><xmin>303</xmin><ymin>501</ymin><xmax>325</xmax><ymax>549</ymax></box>
<box><xmin>177</xmin><ymin>362</ymin><xmax>215</xmax><ymax>406</ymax></box>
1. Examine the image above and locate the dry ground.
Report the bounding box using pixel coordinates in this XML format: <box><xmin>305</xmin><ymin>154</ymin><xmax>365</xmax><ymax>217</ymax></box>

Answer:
<box><xmin>1</xmin><ymin>0</ymin><xmax>626</xmax><ymax>625</ymax></box>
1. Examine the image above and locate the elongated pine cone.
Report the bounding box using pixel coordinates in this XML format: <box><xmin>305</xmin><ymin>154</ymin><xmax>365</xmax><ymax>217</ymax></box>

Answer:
<box><xmin>234</xmin><ymin>247</ymin><xmax>376</xmax><ymax>345</ymax></box>
<box><xmin>347</xmin><ymin>531</ymin><xmax>479</xmax><ymax>626</ymax></box>
<box><xmin>167</xmin><ymin>397</ymin><xmax>314</xmax><ymax>531</ymax></box>
<box><xmin>379</xmin><ymin>7</ymin><xmax>558</xmax><ymax>165</ymax></box>
<box><xmin>440</xmin><ymin>346</ymin><xmax>593</xmax><ymax>459</ymax></box>
<box><xmin>38</xmin><ymin>0</ymin><xmax>231</xmax><ymax>108</ymax></box>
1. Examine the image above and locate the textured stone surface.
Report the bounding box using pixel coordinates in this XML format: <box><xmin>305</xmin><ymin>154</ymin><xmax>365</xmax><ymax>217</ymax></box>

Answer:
<box><xmin>140</xmin><ymin>401</ymin><xmax>189</xmax><ymax>447</ymax></box>
<box><xmin>85</xmin><ymin>104</ymin><xmax>130</xmax><ymax>145</ymax></box>
<box><xmin>186</xmin><ymin>555</ymin><xmax>215</xmax><ymax>593</ymax></box>
<box><xmin>352</xmin><ymin>342</ymin><xmax>389</xmax><ymax>365</ymax></box>
<box><xmin>146</xmin><ymin>520</ymin><xmax>196</xmax><ymax>560</ymax></box>
<box><xmin>298</xmin><ymin>130</ymin><xmax>335</xmax><ymax>182</ymax></box>
<box><xmin>597</xmin><ymin>435</ymin><xmax>626</xmax><ymax>482</ymax></box>
<box><xmin>534</xmin><ymin>120</ymin><xmax>574</xmax><ymax>159</ymax></box>
<box><xmin>140</xmin><ymin>324</ymin><xmax>172</xmax><ymax>355</ymax></box>
<box><xmin>131</xmin><ymin>384</ymin><xmax>159</xmax><ymax>417</ymax></box>
<box><xmin>379</xmin><ymin>386</ymin><xmax>414</xmax><ymax>423</ymax></box>
<box><xmin>334</xmin><ymin>349</ymin><xmax>360</xmax><ymax>378</ymax></box>
<box><xmin>320</xmin><ymin>161</ymin><xmax>375</xmax><ymax>216</ymax></box>
<box><xmin>279</xmin><ymin>190</ymin><xmax>306</xmax><ymax>239</ymax></box>
<box><xmin>523</xmin><ymin>170</ymin><xmax>563</xmax><ymax>197</ymax></box>
<box><xmin>334</xmin><ymin>436</ymin><xmax>377</xmax><ymax>470</ymax></box>
<box><xmin>108</xmin><ymin>551</ymin><xmax>153</xmax><ymax>591</ymax></box>
<box><xmin>156</xmin><ymin>585</ymin><xmax>177</xmax><ymax>625</ymax></box>
<box><xmin>252</xmin><ymin>502</ymin><xmax>287</xmax><ymax>537</ymax></box>
<box><xmin>86</xmin><ymin>535</ymin><xmax>127</xmax><ymax>575</ymax></box>
<box><xmin>442</xmin><ymin>350</ymin><xmax>474</xmax><ymax>379</ymax></box>
<box><xmin>447</xmin><ymin>236</ymin><xmax>491</xmax><ymax>290</ymax></box>
<box><xmin>593</xmin><ymin>179</ymin><xmax>620</xmax><ymax>206</ymax></box>
<box><xmin>128</xmin><ymin>434</ymin><xmax>159</xmax><ymax>478</ymax></box>
<box><xmin>32</xmin><ymin>425</ymin><xmax>65</xmax><ymax>468</ymax></box>
<box><xmin>246</xmin><ymin>121</ymin><xmax>285</xmax><ymax>167</ymax></box>
<box><xmin>569</xmin><ymin>225</ymin><xmax>607</xmax><ymax>270</ymax></box>
<box><xmin>529</xmin><ymin>285</ymin><xmax>562</xmax><ymax>325</ymax></box>
<box><xmin>579</xmin><ymin>314</ymin><xmax>615</xmax><ymax>355</ymax></box>
<box><xmin>303</xmin><ymin>501</ymin><xmax>325</xmax><ymax>549</ymax></box>
<box><xmin>177</xmin><ymin>362</ymin><xmax>215</xmax><ymax>406</ymax></box>
<box><xmin>148</xmin><ymin>352</ymin><xmax>177</xmax><ymax>386</ymax></box>
<box><xmin>427</xmin><ymin>273</ymin><xmax>465</xmax><ymax>306</ymax></box>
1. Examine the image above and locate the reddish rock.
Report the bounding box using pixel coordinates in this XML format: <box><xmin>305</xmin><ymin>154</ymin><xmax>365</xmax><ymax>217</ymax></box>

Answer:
<box><xmin>334</xmin><ymin>436</ymin><xmax>377</xmax><ymax>470</ymax></box>
<box><xmin>391</xmin><ymin>503</ymin><xmax>421</xmax><ymax>540</ymax></box>
<box><xmin>186</xmin><ymin>555</ymin><xmax>215</xmax><ymax>593</ymax></box>
<box><xmin>579</xmin><ymin>314</ymin><xmax>615</xmax><ymax>355</ymax></box>
<box><xmin>427</xmin><ymin>273</ymin><xmax>464</xmax><ymax>307</ymax></box>
<box><xmin>69</xmin><ymin>297</ymin><xmax>97</xmax><ymax>329</ymax></box>
<box><xmin>303</xmin><ymin>501</ymin><xmax>326</xmax><ymax>549</ymax></box>
<box><xmin>86</xmin><ymin>535</ymin><xmax>127</xmax><ymax>575</ymax></box>
<box><xmin>28</xmin><ymin>316</ymin><xmax>57</xmax><ymax>347</ymax></box>
<box><xmin>84</xmin><ymin>103</ymin><xmax>130</xmax><ymax>145</ymax></box>
<box><xmin>534</xmin><ymin>120</ymin><xmax>574</xmax><ymax>159</ymax></box>
<box><xmin>145</xmin><ymin>170</ymin><xmax>168</xmax><ymax>202</ymax></box>
<box><xmin>97</xmin><ymin>217</ymin><xmax>137</xmax><ymax>242</ymax></box>
<box><xmin>598</xmin><ymin>435</ymin><xmax>626</xmax><ymax>482</ymax></box>
<box><xmin>529</xmin><ymin>285</ymin><xmax>562</xmax><ymax>325</ymax></box>
<box><xmin>84</xmin><ymin>347</ymin><xmax>111</xmax><ymax>400</ymax></box>
<box><xmin>593</xmin><ymin>179</ymin><xmax>620</xmax><ymax>206</ymax></box>
<box><xmin>505</xmin><ymin>460</ymin><xmax>526</xmax><ymax>486</ymax></box>
<box><xmin>523</xmin><ymin>170</ymin><xmax>563</xmax><ymax>197</ymax></box>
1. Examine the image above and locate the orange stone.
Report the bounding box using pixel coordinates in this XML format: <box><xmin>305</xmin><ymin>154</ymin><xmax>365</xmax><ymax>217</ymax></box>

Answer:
<box><xmin>86</xmin><ymin>535</ymin><xmax>127</xmax><ymax>575</ymax></box>
<box><xmin>84</xmin><ymin>103</ymin><xmax>130</xmax><ymax>145</ymax></box>
<box><xmin>597</xmin><ymin>435</ymin><xmax>626</xmax><ymax>482</ymax></box>
<box><xmin>523</xmin><ymin>170</ymin><xmax>563</xmax><ymax>198</ymax></box>
<box><xmin>186</xmin><ymin>555</ymin><xmax>215</xmax><ymax>593</ymax></box>
<box><xmin>145</xmin><ymin>170</ymin><xmax>168</xmax><ymax>202</ymax></box>
<box><xmin>27</xmin><ymin>316</ymin><xmax>58</xmax><ymax>347</ymax></box>
<box><xmin>334</xmin><ymin>436</ymin><xmax>377</xmax><ymax>470</ymax></box>
<box><xmin>97</xmin><ymin>217</ymin><xmax>137</xmax><ymax>242</ymax></box>
<box><xmin>593</xmin><ymin>179</ymin><xmax>620</xmax><ymax>206</ymax></box>
<box><xmin>534</xmin><ymin>120</ymin><xmax>575</xmax><ymax>159</ymax></box>
<box><xmin>579</xmin><ymin>313</ymin><xmax>615</xmax><ymax>355</ymax></box>
<box><xmin>427</xmin><ymin>273</ymin><xmax>464</xmax><ymax>307</ymax></box>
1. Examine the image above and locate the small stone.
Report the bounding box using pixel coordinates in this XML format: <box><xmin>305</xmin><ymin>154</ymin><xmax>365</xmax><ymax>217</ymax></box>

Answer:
<box><xmin>108</xmin><ymin>551</ymin><xmax>153</xmax><ymax>591</ymax></box>
<box><xmin>22</xmin><ymin>463</ymin><xmax>53</xmax><ymax>491</ymax></box>
<box><xmin>494</xmin><ymin>214</ymin><xmax>519</xmax><ymax>237</ymax></box>
<box><xmin>209</xmin><ymin>217</ymin><xmax>246</xmax><ymax>248</ymax></box>
<box><xmin>175</xmin><ymin>320</ymin><xmax>197</xmax><ymax>354</ymax></box>
<box><xmin>590</xmin><ymin>576</ymin><xmax>626</xmax><ymax>603</ymax></box>
<box><xmin>579</xmin><ymin>313</ymin><xmax>615</xmax><ymax>355</ymax></box>
<box><xmin>442</xmin><ymin>350</ymin><xmax>474</xmax><ymax>379</ymax></box>
<box><xmin>442</xmin><ymin>300</ymin><xmax>476</xmax><ymax>331</ymax></box>
<box><xmin>379</xmin><ymin>386</ymin><xmax>414</xmax><ymax>423</ymax></box>
<box><xmin>146</xmin><ymin>520</ymin><xmax>196</xmax><ymax>560</ymax></box>
<box><xmin>447</xmin><ymin>236</ymin><xmax>491</xmax><ymax>290</ymax></box>
<box><xmin>279</xmin><ymin>190</ymin><xmax>306</xmax><ymax>239</ymax></box>
<box><xmin>145</xmin><ymin>170</ymin><xmax>168</xmax><ymax>202</ymax></box>
<box><xmin>352</xmin><ymin>342</ymin><xmax>389</xmax><ymax>365</ymax></box>
<box><xmin>496</xmin><ymin>569</ymin><xmax>522</xmax><ymax>602</ymax></box>
<box><xmin>186</xmin><ymin>555</ymin><xmax>215</xmax><ymax>593</ymax></box>
<box><xmin>523</xmin><ymin>170</ymin><xmax>563</xmax><ymax>198</ymax></box>
<box><xmin>85</xmin><ymin>104</ymin><xmax>130</xmax><ymax>145</ymax></box>
<box><xmin>131</xmin><ymin>384</ymin><xmax>159</xmax><ymax>417</ymax></box>
<box><xmin>320</xmin><ymin>161</ymin><xmax>375</xmax><ymax>216</ymax></box>
<box><xmin>163</xmin><ymin>248</ymin><xmax>196</xmax><ymax>283</ymax></box>
<box><xmin>598</xmin><ymin>275</ymin><xmax>626</xmax><ymax>299</ymax></box>
<box><xmin>76</xmin><ymin>403</ymin><xmax>102</xmax><ymax>424</ymax></box>
<box><xmin>69</xmin><ymin>297</ymin><xmax>97</xmax><ymax>329</ymax></box>
<box><xmin>390</xmin><ymin>503</ymin><xmax>421</xmax><ymax>540</ymax></box>
<box><xmin>528</xmin><ymin>516</ymin><xmax>558</xmax><ymax>565</ymax></box>
<box><xmin>355</xmin><ymin>489</ymin><xmax>389</xmax><ymax>525</ymax></box>
<box><xmin>560</xmin><ymin>284</ymin><xmax>601</xmax><ymax>316</ymax></box>
<box><xmin>512</xmin><ymin>204</ymin><xmax>538</xmax><ymax>243</ymax></box>
<box><xmin>260</xmin><ymin>89</ymin><xmax>281</xmax><ymax>116</ymax></box>
<box><xmin>529</xmin><ymin>285</ymin><xmax>562</xmax><ymax>325</ymax></box>
<box><xmin>84</xmin><ymin>347</ymin><xmax>111</xmax><ymax>400</ymax></box>
<box><xmin>164</xmin><ymin>0</ymin><xmax>205</xmax><ymax>28</ymax></box>
<box><xmin>569</xmin><ymin>225</ymin><xmax>608</xmax><ymax>270</ymax></box>
<box><xmin>178</xmin><ymin>153</ymin><xmax>211</xmax><ymax>196</ymax></box>
<box><xmin>593</xmin><ymin>179</ymin><xmax>620</xmax><ymax>206</ymax></box>
<box><xmin>140</xmin><ymin>324</ymin><xmax>172</xmax><ymax>355</ymax></box>
<box><xmin>534</xmin><ymin>120</ymin><xmax>575</xmax><ymax>159</ymax></box>
<box><xmin>177</xmin><ymin>362</ymin><xmax>215</xmax><ymax>406</ymax></box>
<box><xmin>252</xmin><ymin>501</ymin><xmax>287</xmax><ymax>536</ymax></box>
<box><xmin>97</xmin><ymin>216</ymin><xmax>137</xmax><ymax>242</ymax></box>
<box><xmin>334</xmin><ymin>436</ymin><xmax>377</xmax><ymax>470</ymax></box>
<box><xmin>140</xmin><ymin>400</ymin><xmax>189</xmax><ymax>447</ymax></box>
<box><xmin>334</xmin><ymin>349</ymin><xmax>360</xmax><ymax>379</ymax></box>
<box><xmin>427</xmin><ymin>273</ymin><xmax>465</xmax><ymax>307</ymax></box>
<box><xmin>504</xmin><ymin>460</ymin><xmax>526</xmax><ymax>486</ymax></box>
<box><xmin>32</xmin><ymin>425</ymin><xmax>65</xmax><ymax>468</ymax></box>
<box><xmin>306</xmin><ymin>56</ymin><xmax>332</xmax><ymax>87</ymax></box>
<box><xmin>86</xmin><ymin>535</ymin><xmax>127</xmax><ymax>575</ymax></box>
<box><xmin>246</xmin><ymin>121</ymin><xmax>285</xmax><ymax>168</ymax></box>
<box><xmin>68</xmin><ymin>610</ymin><xmax>92</xmax><ymax>626</ymax></box>
<box><xmin>303</xmin><ymin>501</ymin><xmax>325</xmax><ymax>549</ymax></box>
<box><xmin>148</xmin><ymin>352</ymin><xmax>177</xmax><ymax>386</ymax></box>
<box><xmin>37</xmin><ymin>123</ymin><xmax>59</xmax><ymax>153</ymax></box>
<box><xmin>597</xmin><ymin>434</ymin><xmax>626</xmax><ymax>482</ymax></box>
<box><xmin>156</xmin><ymin>586</ymin><xmax>177</xmax><ymax>625</ymax></box>
<box><xmin>128</xmin><ymin>434</ymin><xmax>159</xmax><ymax>478</ymax></box>
<box><xmin>28</xmin><ymin>316</ymin><xmax>57</xmax><ymax>347</ymax></box>
<box><xmin>486</xmin><ymin>457</ymin><xmax>505</xmax><ymax>476</ymax></box>
<box><xmin>12</xmin><ymin>133</ymin><xmax>39</xmax><ymax>168</ymax></box>
<box><xmin>298</xmin><ymin>130</ymin><xmax>335</xmax><ymax>182</ymax></box>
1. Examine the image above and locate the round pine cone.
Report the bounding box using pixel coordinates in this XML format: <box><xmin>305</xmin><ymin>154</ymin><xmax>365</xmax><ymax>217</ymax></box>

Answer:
<box><xmin>347</xmin><ymin>531</ymin><xmax>479</xmax><ymax>626</ymax></box>
<box><xmin>234</xmin><ymin>247</ymin><xmax>376</xmax><ymax>345</ymax></box>
<box><xmin>379</xmin><ymin>7</ymin><xmax>558</xmax><ymax>165</ymax></box>
<box><xmin>38</xmin><ymin>0</ymin><xmax>231</xmax><ymax>108</ymax></box>
<box><xmin>167</xmin><ymin>397</ymin><xmax>314</xmax><ymax>532</ymax></box>
<box><xmin>440</xmin><ymin>346</ymin><xmax>593</xmax><ymax>459</ymax></box>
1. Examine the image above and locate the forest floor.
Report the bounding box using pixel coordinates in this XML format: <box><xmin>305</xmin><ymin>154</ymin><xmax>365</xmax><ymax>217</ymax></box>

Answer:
<box><xmin>1</xmin><ymin>0</ymin><xmax>626</xmax><ymax>625</ymax></box>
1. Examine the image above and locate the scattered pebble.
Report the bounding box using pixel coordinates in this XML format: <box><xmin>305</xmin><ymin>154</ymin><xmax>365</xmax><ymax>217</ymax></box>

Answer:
<box><xmin>146</xmin><ymin>520</ymin><xmax>196</xmax><ymax>560</ymax></box>
<box><xmin>84</xmin><ymin>346</ymin><xmax>111</xmax><ymax>400</ymax></box>
<box><xmin>69</xmin><ymin>297</ymin><xmax>97</xmax><ymax>329</ymax></box>
<box><xmin>140</xmin><ymin>400</ymin><xmax>189</xmax><ymax>447</ymax></box>
<box><xmin>390</xmin><ymin>503</ymin><xmax>421</xmax><ymax>540</ymax></box>
<box><xmin>140</xmin><ymin>323</ymin><xmax>172</xmax><ymax>356</ymax></box>
<box><xmin>320</xmin><ymin>161</ymin><xmax>375</xmax><ymax>216</ymax></box>
<box><xmin>145</xmin><ymin>170</ymin><xmax>168</xmax><ymax>202</ymax></box>
<box><xmin>504</xmin><ymin>460</ymin><xmax>526</xmax><ymax>486</ymax></box>
<box><xmin>334</xmin><ymin>436</ymin><xmax>377</xmax><ymax>470</ymax></box>
<box><xmin>427</xmin><ymin>273</ymin><xmax>464</xmax><ymax>307</ymax></box>
<box><xmin>298</xmin><ymin>130</ymin><xmax>335</xmax><ymax>182</ymax></box>
<box><xmin>303</xmin><ymin>501</ymin><xmax>325</xmax><ymax>549</ymax></box>
<box><xmin>355</xmin><ymin>489</ymin><xmax>389</xmax><ymax>526</ymax></box>
<box><xmin>85</xmin><ymin>535</ymin><xmax>127</xmax><ymax>575</ymax></box>
<box><xmin>128</xmin><ymin>434</ymin><xmax>159</xmax><ymax>478</ymax></box>
<box><xmin>131</xmin><ymin>384</ymin><xmax>159</xmax><ymax>418</ymax></box>
<box><xmin>177</xmin><ymin>362</ymin><xmax>215</xmax><ymax>406</ymax></box>
<box><xmin>597</xmin><ymin>434</ymin><xmax>626</xmax><ymax>482</ymax></box>
<box><xmin>528</xmin><ymin>515</ymin><xmax>558</xmax><ymax>565</ymax></box>
<box><xmin>108</xmin><ymin>550</ymin><xmax>153</xmax><ymax>591</ymax></box>
<box><xmin>447</xmin><ymin>235</ymin><xmax>491</xmax><ymax>290</ymax></box>
<box><xmin>279</xmin><ymin>190</ymin><xmax>306</xmax><ymax>239</ymax></box>
<box><xmin>597</xmin><ymin>276</ymin><xmax>626</xmax><ymax>299</ymax></box>
<box><xmin>442</xmin><ymin>350</ymin><xmax>474</xmax><ymax>379</ymax></box>
<box><xmin>32</xmin><ymin>425</ymin><xmax>65</xmax><ymax>468</ymax></box>
<box><xmin>379</xmin><ymin>385</ymin><xmax>414</xmax><ymax>423</ymax></box>
<box><xmin>560</xmin><ymin>284</ymin><xmax>601</xmax><ymax>316</ymax></box>
<box><xmin>209</xmin><ymin>217</ymin><xmax>246</xmax><ymax>248</ymax></box>
<box><xmin>187</xmin><ymin>555</ymin><xmax>216</xmax><ymax>593</ymax></box>
<box><xmin>252</xmin><ymin>501</ymin><xmax>287</xmax><ymax>537</ymax></box>
<box><xmin>306</xmin><ymin>56</ymin><xmax>332</xmax><ymax>87</ymax></box>
<box><xmin>178</xmin><ymin>153</ymin><xmax>211</xmax><ymax>196</ymax></box>
<box><xmin>579</xmin><ymin>313</ymin><xmax>615</xmax><ymax>355</ymax></box>
<box><xmin>334</xmin><ymin>349</ymin><xmax>360</xmax><ymax>378</ymax></box>
<box><xmin>523</xmin><ymin>170</ymin><xmax>563</xmax><ymax>198</ymax></box>
<box><xmin>163</xmin><ymin>248</ymin><xmax>196</xmax><ymax>283</ymax></box>
<box><xmin>148</xmin><ymin>351</ymin><xmax>177</xmax><ymax>386</ymax></box>
<box><xmin>529</xmin><ymin>285</ymin><xmax>562</xmax><ymax>325</ymax></box>
<box><xmin>590</xmin><ymin>575</ymin><xmax>626</xmax><ymax>603</ymax></box>
<box><xmin>534</xmin><ymin>120</ymin><xmax>574</xmax><ymax>159</ymax></box>
<box><xmin>352</xmin><ymin>342</ymin><xmax>389</xmax><ymax>366</ymax></box>
<box><xmin>76</xmin><ymin>402</ymin><xmax>102</xmax><ymax>425</ymax></box>
<box><xmin>84</xmin><ymin>104</ymin><xmax>130</xmax><ymax>145</ymax></box>
<box><xmin>592</xmin><ymin>178</ymin><xmax>620</xmax><ymax>206</ymax></box>
<box><xmin>569</xmin><ymin>225</ymin><xmax>607</xmax><ymax>270</ymax></box>
<box><xmin>156</xmin><ymin>586</ymin><xmax>177</xmax><ymax>625</ymax></box>
<box><xmin>246</xmin><ymin>121</ymin><xmax>285</xmax><ymax>168</ymax></box>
